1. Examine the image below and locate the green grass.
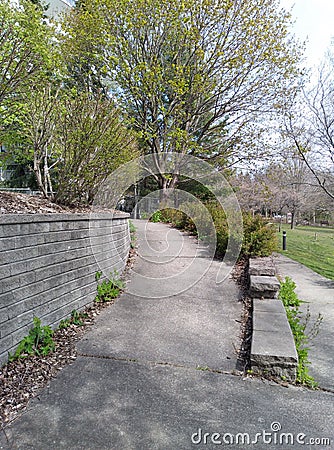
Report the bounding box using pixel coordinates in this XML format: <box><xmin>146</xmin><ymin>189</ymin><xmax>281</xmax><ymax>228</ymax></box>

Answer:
<box><xmin>276</xmin><ymin>224</ymin><xmax>334</xmax><ymax>280</ymax></box>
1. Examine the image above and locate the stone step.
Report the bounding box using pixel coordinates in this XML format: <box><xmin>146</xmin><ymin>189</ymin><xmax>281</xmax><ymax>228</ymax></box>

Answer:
<box><xmin>249</xmin><ymin>257</ymin><xmax>276</xmax><ymax>276</ymax></box>
<box><xmin>251</xmin><ymin>299</ymin><xmax>298</xmax><ymax>382</ymax></box>
<box><xmin>249</xmin><ymin>275</ymin><xmax>280</xmax><ymax>299</ymax></box>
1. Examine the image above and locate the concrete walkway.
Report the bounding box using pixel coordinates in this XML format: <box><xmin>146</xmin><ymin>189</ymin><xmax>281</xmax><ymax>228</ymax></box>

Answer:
<box><xmin>1</xmin><ymin>221</ymin><xmax>334</xmax><ymax>449</ymax></box>
<box><xmin>273</xmin><ymin>253</ymin><xmax>334</xmax><ymax>391</ymax></box>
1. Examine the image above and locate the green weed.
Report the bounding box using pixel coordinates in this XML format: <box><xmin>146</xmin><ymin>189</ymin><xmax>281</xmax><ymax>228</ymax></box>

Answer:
<box><xmin>279</xmin><ymin>277</ymin><xmax>323</xmax><ymax>388</ymax></box>
<box><xmin>95</xmin><ymin>270</ymin><xmax>125</xmax><ymax>303</ymax></box>
<box><xmin>9</xmin><ymin>317</ymin><xmax>55</xmax><ymax>360</ymax></box>
<box><xmin>129</xmin><ymin>220</ymin><xmax>137</xmax><ymax>249</ymax></box>
<box><xmin>150</xmin><ymin>210</ymin><xmax>162</xmax><ymax>223</ymax></box>
<box><xmin>59</xmin><ymin>309</ymin><xmax>88</xmax><ymax>329</ymax></box>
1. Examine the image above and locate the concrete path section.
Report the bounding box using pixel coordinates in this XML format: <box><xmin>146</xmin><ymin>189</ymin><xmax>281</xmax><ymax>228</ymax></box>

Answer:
<box><xmin>77</xmin><ymin>220</ymin><xmax>242</xmax><ymax>372</ymax></box>
<box><xmin>274</xmin><ymin>253</ymin><xmax>334</xmax><ymax>391</ymax></box>
<box><xmin>1</xmin><ymin>357</ymin><xmax>333</xmax><ymax>450</ymax></box>
<box><xmin>1</xmin><ymin>222</ymin><xmax>334</xmax><ymax>449</ymax></box>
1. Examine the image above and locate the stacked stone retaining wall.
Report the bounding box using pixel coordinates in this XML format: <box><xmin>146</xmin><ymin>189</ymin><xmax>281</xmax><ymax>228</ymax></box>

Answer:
<box><xmin>0</xmin><ymin>213</ymin><xmax>130</xmax><ymax>365</ymax></box>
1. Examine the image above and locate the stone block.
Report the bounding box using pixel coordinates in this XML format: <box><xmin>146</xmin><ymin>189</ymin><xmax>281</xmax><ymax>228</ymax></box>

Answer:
<box><xmin>249</xmin><ymin>257</ymin><xmax>276</xmax><ymax>276</ymax></box>
<box><xmin>0</xmin><ymin>236</ymin><xmax>16</xmax><ymax>251</ymax></box>
<box><xmin>249</xmin><ymin>275</ymin><xmax>280</xmax><ymax>298</ymax></box>
<box><xmin>253</xmin><ymin>298</ymin><xmax>284</xmax><ymax>314</ymax></box>
<box><xmin>251</xmin><ymin>298</ymin><xmax>298</xmax><ymax>382</ymax></box>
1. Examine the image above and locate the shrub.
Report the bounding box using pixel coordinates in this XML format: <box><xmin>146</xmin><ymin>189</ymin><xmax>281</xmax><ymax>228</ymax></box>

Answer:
<box><xmin>149</xmin><ymin>204</ymin><xmax>277</xmax><ymax>259</ymax></box>
<box><xmin>150</xmin><ymin>210</ymin><xmax>162</xmax><ymax>223</ymax></box>
<box><xmin>160</xmin><ymin>208</ymin><xmax>191</xmax><ymax>230</ymax></box>
<box><xmin>241</xmin><ymin>213</ymin><xmax>277</xmax><ymax>257</ymax></box>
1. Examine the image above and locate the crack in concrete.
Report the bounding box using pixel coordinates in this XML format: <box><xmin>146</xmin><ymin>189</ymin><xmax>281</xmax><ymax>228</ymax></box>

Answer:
<box><xmin>77</xmin><ymin>351</ymin><xmax>334</xmax><ymax>394</ymax></box>
<box><xmin>77</xmin><ymin>351</ymin><xmax>243</xmax><ymax>377</ymax></box>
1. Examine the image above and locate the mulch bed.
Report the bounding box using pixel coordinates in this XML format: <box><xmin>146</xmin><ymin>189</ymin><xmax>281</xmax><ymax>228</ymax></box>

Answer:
<box><xmin>0</xmin><ymin>191</ymin><xmax>121</xmax><ymax>215</ymax></box>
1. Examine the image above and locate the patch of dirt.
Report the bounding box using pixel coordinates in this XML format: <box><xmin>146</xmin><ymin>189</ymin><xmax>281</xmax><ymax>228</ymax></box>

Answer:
<box><xmin>0</xmin><ymin>191</ymin><xmax>122</xmax><ymax>215</ymax></box>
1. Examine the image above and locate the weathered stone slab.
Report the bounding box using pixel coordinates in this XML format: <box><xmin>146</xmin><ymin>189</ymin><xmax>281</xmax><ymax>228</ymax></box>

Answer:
<box><xmin>249</xmin><ymin>257</ymin><xmax>276</xmax><ymax>276</ymax></box>
<box><xmin>252</xmin><ymin>298</ymin><xmax>284</xmax><ymax>314</ymax></box>
<box><xmin>249</xmin><ymin>275</ymin><xmax>280</xmax><ymax>298</ymax></box>
<box><xmin>251</xmin><ymin>298</ymin><xmax>298</xmax><ymax>382</ymax></box>
<box><xmin>251</xmin><ymin>330</ymin><xmax>298</xmax><ymax>382</ymax></box>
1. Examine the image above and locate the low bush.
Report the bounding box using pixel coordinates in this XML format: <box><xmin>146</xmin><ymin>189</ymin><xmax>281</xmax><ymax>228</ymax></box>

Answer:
<box><xmin>95</xmin><ymin>270</ymin><xmax>125</xmax><ymax>303</ymax></box>
<box><xmin>59</xmin><ymin>309</ymin><xmax>88</xmax><ymax>329</ymax></box>
<box><xmin>241</xmin><ymin>213</ymin><xmax>277</xmax><ymax>257</ymax></box>
<box><xmin>158</xmin><ymin>203</ymin><xmax>277</xmax><ymax>259</ymax></box>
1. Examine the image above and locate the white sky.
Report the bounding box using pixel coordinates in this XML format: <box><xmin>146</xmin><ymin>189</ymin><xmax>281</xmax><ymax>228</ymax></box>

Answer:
<box><xmin>280</xmin><ymin>0</ymin><xmax>334</xmax><ymax>68</ymax></box>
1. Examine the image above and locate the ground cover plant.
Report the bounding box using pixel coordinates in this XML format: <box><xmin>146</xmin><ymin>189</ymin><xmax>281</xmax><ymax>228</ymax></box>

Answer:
<box><xmin>277</xmin><ymin>225</ymin><xmax>334</xmax><ymax>280</ymax></box>
<box><xmin>279</xmin><ymin>277</ymin><xmax>323</xmax><ymax>388</ymax></box>
<box><xmin>9</xmin><ymin>318</ymin><xmax>55</xmax><ymax>361</ymax></box>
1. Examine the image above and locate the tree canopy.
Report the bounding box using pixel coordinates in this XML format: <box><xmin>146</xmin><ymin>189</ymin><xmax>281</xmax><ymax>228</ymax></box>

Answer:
<box><xmin>0</xmin><ymin>0</ymin><xmax>139</xmax><ymax>205</ymax></box>
<box><xmin>0</xmin><ymin>0</ymin><xmax>54</xmax><ymax>106</ymax></box>
<box><xmin>85</xmin><ymin>0</ymin><xmax>303</xmax><ymax>193</ymax></box>
<box><xmin>283</xmin><ymin>57</ymin><xmax>334</xmax><ymax>200</ymax></box>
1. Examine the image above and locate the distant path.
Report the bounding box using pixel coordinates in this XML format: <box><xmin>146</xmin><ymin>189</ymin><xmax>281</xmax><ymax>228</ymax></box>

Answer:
<box><xmin>274</xmin><ymin>253</ymin><xmax>334</xmax><ymax>391</ymax></box>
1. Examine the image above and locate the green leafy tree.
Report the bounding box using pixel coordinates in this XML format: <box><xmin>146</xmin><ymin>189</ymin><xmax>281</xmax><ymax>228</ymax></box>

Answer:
<box><xmin>55</xmin><ymin>91</ymin><xmax>139</xmax><ymax>205</ymax></box>
<box><xmin>0</xmin><ymin>0</ymin><xmax>54</xmax><ymax>107</ymax></box>
<box><xmin>59</xmin><ymin>1</ymin><xmax>109</xmax><ymax>96</ymax></box>
<box><xmin>88</xmin><ymin>0</ymin><xmax>303</xmax><ymax>199</ymax></box>
<box><xmin>0</xmin><ymin>0</ymin><xmax>61</xmax><ymax>190</ymax></box>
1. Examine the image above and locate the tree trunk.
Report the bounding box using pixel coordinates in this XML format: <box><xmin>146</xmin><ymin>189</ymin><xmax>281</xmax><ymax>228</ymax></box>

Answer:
<box><xmin>158</xmin><ymin>173</ymin><xmax>179</xmax><ymax>207</ymax></box>
<box><xmin>290</xmin><ymin>211</ymin><xmax>295</xmax><ymax>229</ymax></box>
<box><xmin>34</xmin><ymin>155</ymin><xmax>48</xmax><ymax>199</ymax></box>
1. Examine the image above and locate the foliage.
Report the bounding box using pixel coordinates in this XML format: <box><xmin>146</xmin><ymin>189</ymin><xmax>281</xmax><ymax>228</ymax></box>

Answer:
<box><xmin>59</xmin><ymin>309</ymin><xmax>88</xmax><ymax>329</ymax></box>
<box><xmin>159</xmin><ymin>204</ymin><xmax>277</xmax><ymax>258</ymax></box>
<box><xmin>0</xmin><ymin>4</ymin><xmax>139</xmax><ymax>204</ymax></box>
<box><xmin>150</xmin><ymin>210</ymin><xmax>163</xmax><ymax>223</ymax></box>
<box><xmin>279</xmin><ymin>277</ymin><xmax>323</xmax><ymax>387</ymax></box>
<box><xmin>6</xmin><ymin>82</ymin><xmax>62</xmax><ymax>197</ymax></box>
<box><xmin>129</xmin><ymin>219</ymin><xmax>137</xmax><ymax>249</ymax></box>
<box><xmin>95</xmin><ymin>270</ymin><xmax>125</xmax><ymax>303</ymax></box>
<box><xmin>129</xmin><ymin>220</ymin><xmax>136</xmax><ymax>233</ymax></box>
<box><xmin>241</xmin><ymin>213</ymin><xmax>277</xmax><ymax>257</ymax></box>
<box><xmin>60</xmin><ymin>1</ymin><xmax>108</xmax><ymax>96</ymax></box>
<box><xmin>0</xmin><ymin>0</ymin><xmax>60</xmax><ymax>192</ymax></box>
<box><xmin>205</xmin><ymin>202</ymin><xmax>230</xmax><ymax>258</ymax></box>
<box><xmin>54</xmin><ymin>91</ymin><xmax>139</xmax><ymax>205</ymax></box>
<box><xmin>9</xmin><ymin>317</ymin><xmax>55</xmax><ymax>360</ymax></box>
<box><xmin>89</xmin><ymin>0</ymin><xmax>303</xmax><ymax>192</ymax></box>
<box><xmin>0</xmin><ymin>0</ymin><xmax>55</xmax><ymax>107</ymax></box>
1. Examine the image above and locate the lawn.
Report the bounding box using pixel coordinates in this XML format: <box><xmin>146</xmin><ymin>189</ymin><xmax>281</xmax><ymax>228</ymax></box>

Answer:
<box><xmin>276</xmin><ymin>224</ymin><xmax>334</xmax><ymax>280</ymax></box>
